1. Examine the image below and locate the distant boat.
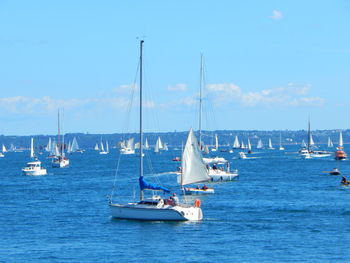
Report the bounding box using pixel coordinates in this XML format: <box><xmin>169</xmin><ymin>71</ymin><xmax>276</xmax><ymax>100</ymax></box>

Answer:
<box><xmin>247</xmin><ymin>138</ymin><xmax>252</xmax><ymax>153</ymax></box>
<box><xmin>335</xmin><ymin>131</ymin><xmax>347</xmax><ymax>160</ymax></box>
<box><xmin>109</xmin><ymin>40</ymin><xmax>203</xmax><ymax>221</ymax></box>
<box><xmin>303</xmin><ymin>118</ymin><xmax>330</xmax><ymax>159</ymax></box>
<box><xmin>2</xmin><ymin>144</ymin><xmax>7</xmax><ymax>153</ymax></box>
<box><xmin>144</xmin><ymin>138</ymin><xmax>150</xmax><ymax>150</ymax></box>
<box><xmin>99</xmin><ymin>139</ymin><xmax>109</xmax><ymax>155</ymax></box>
<box><xmin>154</xmin><ymin>136</ymin><xmax>163</xmax><ymax>153</ymax></box>
<box><xmin>267</xmin><ymin>138</ymin><xmax>274</xmax><ymax>150</ymax></box>
<box><xmin>279</xmin><ymin>133</ymin><xmax>285</xmax><ymax>150</ymax></box>
<box><xmin>233</xmin><ymin>135</ymin><xmax>240</xmax><ymax>149</ymax></box>
<box><xmin>256</xmin><ymin>139</ymin><xmax>263</xmax><ymax>149</ymax></box>
<box><xmin>94</xmin><ymin>143</ymin><xmax>99</xmax><ymax>151</ymax></box>
<box><xmin>211</xmin><ymin>134</ymin><xmax>218</xmax><ymax>152</ymax></box>
<box><xmin>178</xmin><ymin>129</ymin><xmax>214</xmax><ymax>195</ymax></box>
<box><xmin>22</xmin><ymin>138</ymin><xmax>47</xmax><ymax>176</ymax></box>
<box><xmin>120</xmin><ymin>138</ymin><xmax>135</xmax><ymax>155</ymax></box>
<box><xmin>328</xmin><ymin>137</ymin><xmax>334</xmax><ymax>148</ymax></box>
<box><xmin>52</xmin><ymin>110</ymin><xmax>70</xmax><ymax>168</ymax></box>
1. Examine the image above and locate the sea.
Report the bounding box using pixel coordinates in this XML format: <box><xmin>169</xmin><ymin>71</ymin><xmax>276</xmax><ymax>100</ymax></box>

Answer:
<box><xmin>1</xmin><ymin>145</ymin><xmax>350</xmax><ymax>263</ymax></box>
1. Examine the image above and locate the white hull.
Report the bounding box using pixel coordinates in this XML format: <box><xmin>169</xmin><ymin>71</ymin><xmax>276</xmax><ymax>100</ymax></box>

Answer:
<box><xmin>52</xmin><ymin>158</ymin><xmax>70</xmax><ymax>168</ymax></box>
<box><xmin>183</xmin><ymin>187</ymin><xmax>214</xmax><ymax>195</ymax></box>
<box><xmin>120</xmin><ymin>148</ymin><xmax>135</xmax><ymax>155</ymax></box>
<box><xmin>110</xmin><ymin>203</ymin><xmax>202</xmax><ymax>221</ymax></box>
<box><xmin>99</xmin><ymin>151</ymin><xmax>108</xmax><ymax>155</ymax></box>
<box><xmin>209</xmin><ymin>170</ymin><xmax>239</xmax><ymax>181</ymax></box>
<box><xmin>22</xmin><ymin>168</ymin><xmax>47</xmax><ymax>176</ymax></box>
<box><xmin>0</xmin><ymin>153</ymin><xmax>4</xmax><ymax>158</ymax></box>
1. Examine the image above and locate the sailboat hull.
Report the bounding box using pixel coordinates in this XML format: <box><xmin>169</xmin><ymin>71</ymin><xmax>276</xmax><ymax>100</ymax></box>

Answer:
<box><xmin>110</xmin><ymin>203</ymin><xmax>202</xmax><ymax>221</ymax></box>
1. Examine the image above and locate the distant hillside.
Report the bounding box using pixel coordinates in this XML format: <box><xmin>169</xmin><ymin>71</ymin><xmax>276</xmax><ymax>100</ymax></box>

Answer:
<box><xmin>0</xmin><ymin>129</ymin><xmax>348</xmax><ymax>150</ymax></box>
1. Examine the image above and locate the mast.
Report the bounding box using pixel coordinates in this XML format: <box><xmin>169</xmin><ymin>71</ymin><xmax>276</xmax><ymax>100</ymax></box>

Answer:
<box><xmin>199</xmin><ymin>53</ymin><xmax>203</xmax><ymax>149</ymax></box>
<box><xmin>307</xmin><ymin>118</ymin><xmax>311</xmax><ymax>152</ymax></box>
<box><xmin>140</xmin><ymin>40</ymin><xmax>144</xmax><ymax>201</ymax></box>
<box><xmin>57</xmin><ymin>109</ymin><xmax>61</xmax><ymax>156</ymax></box>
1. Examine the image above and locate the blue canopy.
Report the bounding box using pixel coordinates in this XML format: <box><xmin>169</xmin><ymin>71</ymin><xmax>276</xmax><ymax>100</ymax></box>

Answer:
<box><xmin>139</xmin><ymin>176</ymin><xmax>170</xmax><ymax>193</ymax></box>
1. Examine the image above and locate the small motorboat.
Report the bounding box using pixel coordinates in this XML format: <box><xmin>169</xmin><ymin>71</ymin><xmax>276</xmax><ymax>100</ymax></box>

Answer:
<box><xmin>329</xmin><ymin>168</ymin><xmax>341</xmax><ymax>175</ymax></box>
<box><xmin>172</xmin><ymin>157</ymin><xmax>181</xmax><ymax>162</ymax></box>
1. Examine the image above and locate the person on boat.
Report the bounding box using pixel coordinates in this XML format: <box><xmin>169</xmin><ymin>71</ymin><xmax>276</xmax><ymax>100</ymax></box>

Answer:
<box><xmin>202</xmin><ymin>185</ymin><xmax>208</xmax><ymax>190</ymax></box>
<box><xmin>170</xmin><ymin>193</ymin><xmax>179</xmax><ymax>206</ymax></box>
<box><xmin>341</xmin><ymin>176</ymin><xmax>350</xmax><ymax>185</ymax></box>
<box><xmin>212</xmin><ymin>164</ymin><xmax>217</xmax><ymax>170</ymax></box>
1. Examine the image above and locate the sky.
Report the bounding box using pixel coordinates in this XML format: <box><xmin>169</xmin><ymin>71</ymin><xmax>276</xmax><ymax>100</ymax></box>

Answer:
<box><xmin>0</xmin><ymin>0</ymin><xmax>349</xmax><ymax>135</ymax></box>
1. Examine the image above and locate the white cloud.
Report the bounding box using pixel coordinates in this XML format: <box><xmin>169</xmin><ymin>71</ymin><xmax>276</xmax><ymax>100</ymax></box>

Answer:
<box><xmin>167</xmin><ymin>84</ymin><xmax>187</xmax><ymax>91</ymax></box>
<box><xmin>271</xmin><ymin>10</ymin><xmax>283</xmax><ymax>20</ymax></box>
<box><xmin>205</xmin><ymin>83</ymin><xmax>325</xmax><ymax>108</ymax></box>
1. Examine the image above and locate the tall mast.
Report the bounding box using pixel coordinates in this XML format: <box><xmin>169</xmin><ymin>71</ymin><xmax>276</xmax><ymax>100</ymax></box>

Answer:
<box><xmin>307</xmin><ymin>117</ymin><xmax>310</xmax><ymax>152</ymax></box>
<box><xmin>199</xmin><ymin>53</ymin><xmax>203</xmax><ymax>148</ymax></box>
<box><xmin>140</xmin><ymin>40</ymin><xmax>144</xmax><ymax>201</ymax></box>
<box><xmin>57</xmin><ymin>109</ymin><xmax>61</xmax><ymax>155</ymax></box>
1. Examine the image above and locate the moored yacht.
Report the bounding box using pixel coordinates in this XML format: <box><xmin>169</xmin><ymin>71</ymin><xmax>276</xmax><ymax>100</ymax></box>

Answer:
<box><xmin>22</xmin><ymin>138</ymin><xmax>47</xmax><ymax>176</ymax></box>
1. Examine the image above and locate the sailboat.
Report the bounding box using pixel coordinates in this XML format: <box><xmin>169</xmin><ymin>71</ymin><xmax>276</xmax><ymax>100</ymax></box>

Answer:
<box><xmin>303</xmin><ymin>118</ymin><xmax>330</xmax><ymax>158</ymax></box>
<box><xmin>99</xmin><ymin>139</ymin><xmax>109</xmax><ymax>155</ymax></box>
<box><xmin>211</xmin><ymin>134</ymin><xmax>218</xmax><ymax>152</ymax></box>
<box><xmin>335</xmin><ymin>131</ymin><xmax>347</xmax><ymax>160</ymax></box>
<box><xmin>22</xmin><ymin>138</ymin><xmax>47</xmax><ymax>176</ymax></box>
<box><xmin>109</xmin><ymin>40</ymin><xmax>203</xmax><ymax>221</ymax></box>
<box><xmin>279</xmin><ymin>133</ymin><xmax>285</xmax><ymax>150</ymax></box>
<box><xmin>256</xmin><ymin>139</ymin><xmax>263</xmax><ymax>149</ymax></box>
<box><xmin>178</xmin><ymin>129</ymin><xmax>214</xmax><ymax>195</ymax></box>
<box><xmin>120</xmin><ymin>137</ymin><xmax>135</xmax><ymax>154</ymax></box>
<box><xmin>327</xmin><ymin>137</ymin><xmax>334</xmax><ymax>148</ymax></box>
<box><xmin>233</xmin><ymin>135</ymin><xmax>240</xmax><ymax>149</ymax></box>
<box><xmin>267</xmin><ymin>138</ymin><xmax>274</xmax><ymax>150</ymax></box>
<box><xmin>247</xmin><ymin>138</ymin><xmax>252</xmax><ymax>154</ymax></box>
<box><xmin>144</xmin><ymin>138</ymin><xmax>150</xmax><ymax>150</ymax></box>
<box><xmin>52</xmin><ymin>110</ymin><xmax>70</xmax><ymax>168</ymax></box>
<box><xmin>94</xmin><ymin>143</ymin><xmax>99</xmax><ymax>151</ymax></box>
<box><xmin>154</xmin><ymin>137</ymin><xmax>163</xmax><ymax>153</ymax></box>
<box><xmin>2</xmin><ymin>144</ymin><xmax>7</xmax><ymax>153</ymax></box>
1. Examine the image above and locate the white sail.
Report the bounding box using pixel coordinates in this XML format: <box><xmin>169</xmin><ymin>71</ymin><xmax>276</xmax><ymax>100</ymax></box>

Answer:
<box><xmin>2</xmin><ymin>144</ymin><xmax>7</xmax><ymax>153</ymax></box>
<box><xmin>339</xmin><ymin>131</ymin><xmax>344</xmax><ymax>147</ymax></box>
<box><xmin>204</xmin><ymin>145</ymin><xmax>209</xmax><ymax>154</ymax></box>
<box><xmin>94</xmin><ymin>143</ymin><xmax>99</xmax><ymax>151</ymax></box>
<box><xmin>54</xmin><ymin>144</ymin><xmax>60</xmax><ymax>156</ymax></box>
<box><xmin>100</xmin><ymin>140</ymin><xmax>105</xmax><ymax>152</ymax></box>
<box><xmin>126</xmin><ymin>138</ymin><xmax>135</xmax><ymax>150</ymax></box>
<box><xmin>106</xmin><ymin>141</ymin><xmax>109</xmax><ymax>153</ymax></box>
<box><xmin>309</xmin><ymin>134</ymin><xmax>315</xmax><ymax>146</ymax></box>
<box><xmin>247</xmin><ymin>138</ymin><xmax>251</xmax><ymax>151</ymax></box>
<box><xmin>215</xmin><ymin>134</ymin><xmax>218</xmax><ymax>150</ymax></box>
<box><xmin>134</xmin><ymin>142</ymin><xmax>140</xmax><ymax>149</ymax></box>
<box><xmin>301</xmin><ymin>139</ymin><xmax>307</xmax><ymax>148</ymax></box>
<box><xmin>257</xmin><ymin>139</ymin><xmax>263</xmax><ymax>149</ymax></box>
<box><xmin>240</xmin><ymin>140</ymin><xmax>245</xmax><ymax>149</ymax></box>
<box><xmin>45</xmin><ymin>138</ymin><xmax>51</xmax><ymax>152</ymax></box>
<box><xmin>144</xmin><ymin>138</ymin><xmax>149</xmax><ymax>149</ymax></box>
<box><xmin>30</xmin><ymin>138</ymin><xmax>34</xmax><ymax>158</ymax></box>
<box><xmin>268</xmin><ymin>138</ymin><xmax>274</xmax><ymax>149</ymax></box>
<box><xmin>67</xmin><ymin>141</ymin><xmax>72</xmax><ymax>153</ymax></box>
<box><xmin>10</xmin><ymin>143</ymin><xmax>15</xmax><ymax>152</ymax></box>
<box><xmin>233</xmin><ymin>136</ymin><xmax>240</xmax><ymax>148</ymax></box>
<box><xmin>163</xmin><ymin>143</ymin><xmax>168</xmax><ymax>151</ymax></box>
<box><xmin>328</xmin><ymin>137</ymin><xmax>334</xmax><ymax>148</ymax></box>
<box><xmin>154</xmin><ymin>137</ymin><xmax>163</xmax><ymax>152</ymax></box>
<box><xmin>71</xmin><ymin>137</ymin><xmax>79</xmax><ymax>152</ymax></box>
<box><xmin>181</xmin><ymin>128</ymin><xmax>210</xmax><ymax>186</ymax></box>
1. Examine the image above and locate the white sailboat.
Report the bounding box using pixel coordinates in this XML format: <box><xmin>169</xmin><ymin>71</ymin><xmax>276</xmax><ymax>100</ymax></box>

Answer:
<box><xmin>247</xmin><ymin>138</ymin><xmax>252</xmax><ymax>153</ymax></box>
<box><xmin>279</xmin><ymin>133</ymin><xmax>285</xmax><ymax>150</ymax></box>
<box><xmin>211</xmin><ymin>134</ymin><xmax>218</xmax><ymax>152</ymax></box>
<box><xmin>109</xmin><ymin>40</ymin><xmax>203</xmax><ymax>221</ymax></box>
<box><xmin>327</xmin><ymin>137</ymin><xmax>334</xmax><ymax>148</ymax></box>
<box><xmin>94</xmin><ymin>143</ymin><xmax>99</xmax><ymax>151</ymax></box>
<box><xmin>52</xmin><ymin>110</ymin><xmax>70</xmax><ymax>168</ymax></box>
<box><xmin>2</xmin><ymin>144</ymin><xmax>7</xmax><ymax>153</ymax></box>
<box><xmin>256</xmin><ymin>139</ymin><xmax>263</xmax><ymax>149</ymax></box>
<box><xmin>99</xmin><ymin>139</ymin><xmax>109</xmax><ymax>155</ymax></box>
<box><xmin>154</xmin><ymin>137</ymin><xmax>163</xmax><ymax>153</ymax></box>
<box><xmin>233</xmin><ymin>135</ymin><xmax>240</xmax><ymax>149</ymax></box>
<box><xmin>120</xmin><ymin>137</ymin><xmax>135</xmax><ymax>154</ymax></box>
<box><xmin>178</xmin><ymin>129</ymin><xmax>214</xmax><ymax>195</ymax></box>
<box><xmin>268</xmin><ymin>138</ymin><xmax>274</xmax><ymax>150</ymax></box>
<box><xmin>144</xmin><ymin>138</ymin><xmax>150</xmax><ymax>150</ymax></box>
<box><xmin>22</xmin><ymin>138</ymin><xmax>47</xmax><ymax>176</ymax></box>
<box><xmin>303</xmin><ymin>118</ymin><xmax>330</xmax><ymax>158</ymax></box>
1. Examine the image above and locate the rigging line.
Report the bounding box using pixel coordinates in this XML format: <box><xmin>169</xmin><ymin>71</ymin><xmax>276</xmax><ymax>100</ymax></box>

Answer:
<box><xmin>120</xmin><ymin>59</ymin><xmax>140</xmax><ymax>141</ymax></box>
<box><xmin>110</xmin><ymin>151</ymin><xmax>123</xmax><ymax>201</ymax></box>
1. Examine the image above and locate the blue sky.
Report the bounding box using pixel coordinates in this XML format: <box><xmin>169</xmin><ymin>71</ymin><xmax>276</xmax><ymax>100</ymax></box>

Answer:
<box><xmin>0</xmin><ymin>0</ymin><xmax>349</xmax><ymax>135</ymax></box>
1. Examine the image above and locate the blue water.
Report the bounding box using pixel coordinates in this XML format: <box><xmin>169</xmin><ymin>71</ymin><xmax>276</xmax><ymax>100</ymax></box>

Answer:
<box><xmin>1</xmin><ymin>147</ymin><xmax>350</xmax><ymax>262</ymax></box>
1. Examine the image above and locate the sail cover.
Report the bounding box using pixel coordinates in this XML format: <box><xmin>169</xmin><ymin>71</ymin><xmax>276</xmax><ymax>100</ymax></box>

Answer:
<box><xmin>181</xmin><ymin>128</ymin><xmax>210</xmax><ymax>186</ymax></box>
<box><xmin>139</xmin><ymin>176</ymin><xmax>170</xmax><ymax>193</ymax></box>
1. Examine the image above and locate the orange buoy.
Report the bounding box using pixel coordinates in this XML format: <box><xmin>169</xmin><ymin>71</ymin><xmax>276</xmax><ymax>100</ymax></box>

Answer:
<box><xmin>194</xmin><ymin>199</ymin><xmax>201</xmax><ymax>208</ymax></box>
